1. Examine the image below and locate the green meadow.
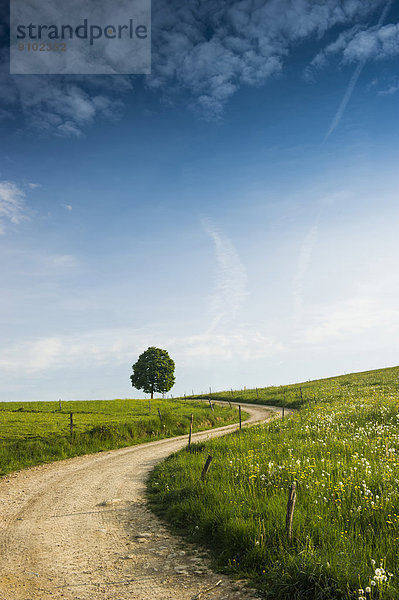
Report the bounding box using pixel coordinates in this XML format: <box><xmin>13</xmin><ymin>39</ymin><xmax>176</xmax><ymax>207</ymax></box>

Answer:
<box><xmin>148</xmin><ymin>366</ymin><xmax>399</xmax><ymax>600</ymax></box>
<box><xmin>193</xmin><ymin>366</ymin><xmax>399</xmax><ymax>409</ymax></box>
<box><xmin>0</xmin><ymin>398</ymin><xmax>241</xmax><ymax>476</ymax></box>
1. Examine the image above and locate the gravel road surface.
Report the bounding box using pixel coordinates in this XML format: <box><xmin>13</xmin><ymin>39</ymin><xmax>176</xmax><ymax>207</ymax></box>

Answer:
<box><xmin>0</xmin><ymin>403</ymin><xmax>280</xmax><ymax>600</ymax></box>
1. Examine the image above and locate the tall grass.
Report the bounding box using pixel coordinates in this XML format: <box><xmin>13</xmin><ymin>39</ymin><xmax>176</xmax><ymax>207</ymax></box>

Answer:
<box><xmin>148</xmin><ymin>367</ymin><xmax>399</xmax><ymax>600</ymax></box>
<box><xmin>0</xmin><ymin>398</ymin><xmax>241</xmax><ymax>476</ymax></box>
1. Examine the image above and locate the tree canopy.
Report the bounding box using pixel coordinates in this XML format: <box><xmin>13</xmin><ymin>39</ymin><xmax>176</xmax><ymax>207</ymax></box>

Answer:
<box><xmin>130</xmin><ymin>346</ymin><xmax>175</xmax><ymax>399</ymax></box>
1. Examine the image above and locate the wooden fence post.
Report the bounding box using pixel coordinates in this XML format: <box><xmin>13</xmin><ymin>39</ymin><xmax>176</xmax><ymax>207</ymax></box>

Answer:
<box><xmin>59</xmin><ymin>398</ymin><xmax>62</xmax><ymax>411</ymax></box>
<box><xmin>256</xmin><ymin>388</ymin><xmax>259</xmax><ymax>400</ymax></box>
<box><xmin>188</xmin><ymin>414</ymin><xmax>193</xmax><ymax>448</ymax></box>
<box><xmin>208</xmin><ymin>398</ymin><xmax>214</xmax><ymax>411</ymax></box>
<box><xmin>286</xmin><ymin>481</ymin><xmax>296</xmax><ymax>543</ymax></box>
<box><xmin>282</xmin><ymin>406</ymin><xmax>285</xmax><ymax>419</ymax></box>
<box><xmin>201</xmin><ymin>455</ymin><xmax>213</xmax><ymax>480</ymax></box>
<box><xmin>158</xmin><ymin>408</ymin><xmax>162</xmax><ymax>424</ymax></box>
<box><xmin>70</xmin><ymin>412</ymin><xmax>74</xmax><ymax>437</ymax></box>
<box><xmin>239</xmin><ymin>405</ymin><xmax>242</xmax><ymax>430</ymax></box>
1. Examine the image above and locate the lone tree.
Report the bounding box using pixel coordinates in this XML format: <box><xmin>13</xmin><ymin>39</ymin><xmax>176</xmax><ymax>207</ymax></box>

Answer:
<box><xmin>130</xmin><ymin>346</ymin><xmax>175</xmax><ymax>399</ymax></box>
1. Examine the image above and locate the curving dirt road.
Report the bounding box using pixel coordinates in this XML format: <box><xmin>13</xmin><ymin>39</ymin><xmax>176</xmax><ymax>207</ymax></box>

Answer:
<box><xmin>0</xmin><ymin>403</ymin><xmax>281</xmax><ymax>600</ymax></box>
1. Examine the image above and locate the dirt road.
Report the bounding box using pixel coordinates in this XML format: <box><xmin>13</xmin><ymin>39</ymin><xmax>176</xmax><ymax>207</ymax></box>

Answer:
<box><xmin>0</xmin><ymin>403</ymin><xmax>279</xmax><ymax>600</ymax></box>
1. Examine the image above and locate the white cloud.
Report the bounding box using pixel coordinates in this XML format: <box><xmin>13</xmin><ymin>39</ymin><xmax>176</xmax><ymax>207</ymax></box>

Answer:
<box><xmin>307</xmin><ymin>2</ymin><xmax>395</xmax><ymax>76</ymax></box>
<box><xmin>28</xmin><ymin>182</ymin><xmax>41</xmax><ymax>189</ymax></box>
<box><xmin>341</xmin><ymin>23</ymin><xmax>399</xmax><ymax>63</ymax></box>
<box><xmin>148</xmin><ymin>0</ymin><xmax>387</xmax><ymax>119</ymax></box>
<box><xmin>304</xmin><ymin>25</ymin><xmax>362</xmax><ymax>81</ymax></box>
<box><xmin>298</xmin><ymin>246</ymin><xmax>399</xmax><ymax>345</ymax></box>
<box><xmin>1</xmin><ymin>247</ymin><xmax>78</xmax><ymax>283</ymax></box>
<box><xmin>303</xmin><ymin>2</ymin><xmax>394</xmax><ymax>139</ymax></box>
<box><xmin>1</xmin><ymin>0</ymin><xmax>387</xmax><ymax>129</ymax></box>
<box><xmin>378</xmin><ymin>81</ymin><xmax>399</xmax><ymax>96</ymax></box>
<box><xmin>0</xmin><ymin>57</ymin><xmax>128</xmax><ymax>136</ymax></box>
<box><xmin>0</xmin><ymin>181</ymin><xmax>28</xmax><ymax>233</ymax></box>
<box><xmin>170</xmin><ymin>330</ymin><xmax>283</xmax><ymax>363</ymax></box>
<box><xmin>323</xmin><ymin>33</ymin><xmax>396</xmax><ymax>140</ymax></box>
<box><xmin>16</xmin><ymin>80</ymin><xmax>125</xmax><ymax>137</ymax></box>
<box><xmin>302</xmin><ymin>296</ymin><xmax>399</xmax><ymax>345</ymax></box>
<box><xmin>45</xmin><ymin>254</ymin><xmax>77</xmax><ymax>268</ymax></box>
<box><xmin>0</xmin><ymin>329</ymin><xmax>133</xmax><ymax>373</ymax></box>
<box><xmin>202</xmin><ymin>219</ymin><xmax>248</xmax><ymax>331</ymax></box>
<box><xmin>0</xmin><ymin>325</ymin><xmax>283</xmax><ymax>375</ymax></box>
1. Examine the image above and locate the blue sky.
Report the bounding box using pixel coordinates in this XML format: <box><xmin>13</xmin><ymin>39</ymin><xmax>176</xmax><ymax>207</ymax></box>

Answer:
<box><xmin>1</xmin><ymin>0</ymin><xmax>399</xmax><ymax>401</ymax></box>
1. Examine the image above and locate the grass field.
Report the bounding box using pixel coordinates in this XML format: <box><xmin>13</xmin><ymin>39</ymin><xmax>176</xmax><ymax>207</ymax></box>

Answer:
<box><xmin>0</xmin><ymin>398</ymin><xmax>242</xmax><ymax>476</ymax></box>
<box><xmin>148</xmin><ymin>366</ymin><xmax>399</xmax><ymax>600</ymax></box>
<box><xmin>194</xmin><ymin>365</ymin><xmax>399</xmax><ymax>409</ymax></box>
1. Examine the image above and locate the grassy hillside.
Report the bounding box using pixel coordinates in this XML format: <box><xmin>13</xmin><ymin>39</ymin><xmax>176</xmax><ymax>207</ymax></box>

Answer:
<box><xmin>192</xmin><ymin>365</ymin><xmax>399</xmax><ymax>408</ymax></box>
<box><xmin>149</xmin><ymin>366</ymin><xmax>399</xmax><ymax>600</ymax></box>
<box><xmin>0</xmin><ymin>398</ymin><xmax>241</xmax><ymax>476</ymax></box>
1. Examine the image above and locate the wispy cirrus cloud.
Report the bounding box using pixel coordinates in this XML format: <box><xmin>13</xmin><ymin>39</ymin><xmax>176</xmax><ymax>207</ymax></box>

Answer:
<box><xmin>0</xmin><ymin>180</ymin><xmax>28</xmax><ymax>233</ymax></box>
<box><xmin>202</xmin><ymin>219</ymin><xmax>248</xmax><ymax>332</ymax></box>
<box><xmin>293</xmin><ymin>224</ymin><xmax>318</xmax><ymax>325</ymax></box>
<box><xmin>170</xmin><ymin>329</ymin><xmax>283</xmax><ymax>363</ymax></box>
